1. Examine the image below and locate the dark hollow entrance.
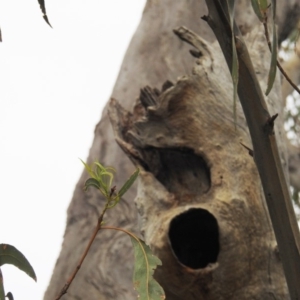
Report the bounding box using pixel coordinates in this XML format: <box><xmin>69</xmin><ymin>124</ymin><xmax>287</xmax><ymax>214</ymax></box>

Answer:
<box><xmin>140</xmin><ymin>147</ymin><xmax>211</xmax><ymax>198</ymax></box>
<box><xmin>168</xmin><ymin>208</ymin><xmax>219</xmax><ymax>269</ymax></box>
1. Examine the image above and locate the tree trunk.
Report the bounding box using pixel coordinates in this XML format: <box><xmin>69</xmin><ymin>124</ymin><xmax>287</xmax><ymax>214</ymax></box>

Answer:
<box><xmin>44</xmin><ymin>1</ymin><xmax>300</xmax><ymax>300</ymax></box>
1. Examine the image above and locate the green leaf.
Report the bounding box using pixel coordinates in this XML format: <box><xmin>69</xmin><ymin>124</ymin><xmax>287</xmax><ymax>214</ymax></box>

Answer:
<box><xmin>94</xmin><ymin>161</ymin><xmax>106</xmax><ymax>178</ymax></box>
<box><xmin>84</xmin><ymin>178</ymin><xmax>101</xmax><ymax>191</ymax></box>
<box><xmin>0</xmin><ymin>269</ymin><xmax>5</xmax><ymax>300</ymax></box>
<box><xmin>227</xmin><ymin>0</ymin><xmax>235</xmax><ymax>25</ymax></box>
<box><xmin>81</xmin><ymin>160</ymin><xmax>116</xmax><ymax>197</ymax></box>
<box><xmin>226</xmin><ymin>0</ymin><xmax>239</xmax><ymax>127</ymax></box>
<box><xmin>0</xmin><ymin>244</ymin><xmax>36</xmax><ymax>282</ymax></box>
<box><xmin>94</xmin><ymin>162</ymin><xmax>115</xmax><ymax>174</ymax></box>
<box><xmin>232</xmin><ymin>42</ymin><xmax>239</xmax><ymax>128</ymax></box>
<box><xmin>118</xmin><ymin>168</ymin><xmax>140</xmax><ymax>198</ymax></box>
<box><xmin>292</xmin><ymin>188</ymin><xmax>300</xmax><ymax>207</ymax></box>
<box><xmin>98</xmin><ymin>171</ymin><xmax>114</xmax><ymax>192</ymax></box>
<box><xmin>130</xmin><ymin>237</ymin><xmax>165</xmax><ymax>300</ymax></box>
<box><xmin>251</xmin><ymin>0</ymin><xmax>269</xmax><ymax>22</ymax></box>
<box><xmin>95</xmin><ymin>163</ymin><xmax>115</xmax><ymax>181</ymax></box>
<box><xmin>251</xmin><ymin>0</ymin><xmax>264</xmax><ymax>21</ymax></box>
<box><xmin>259</xmin><ymin>0</ymin><xmax>268</xmax><ymax>12</ymax></box>
<box><xmin>80</xmin><ymin>159</ymin><xmax>95</xmax><ymax>178</ymax></box>
<box><xmin>265</xmin><ymin>0</ymin><xmax>277</xmax><ymax>95</ymax></box>
<box><xmin>37</xmin><ymin>0</ymin><xmax>52</xmax><ymax>28</ymax></box>
<box><xmin>5</xmin><ymin>292</ymin><xmax>13</xmax><ymax>300</ymax></box>
<box><xmin>265</xmin><ymin>28</ymin><xmax>277</xmax><ymax>95</ymax></box>
<box><xmin>107</xmin><ymin>196</ymin><xmax>120</xmax><ymax>209</ymax></box>
<box><xmin>101</xmin><ymin>227</ymin><xmax>165</xmax><ymax>299</ymax></box>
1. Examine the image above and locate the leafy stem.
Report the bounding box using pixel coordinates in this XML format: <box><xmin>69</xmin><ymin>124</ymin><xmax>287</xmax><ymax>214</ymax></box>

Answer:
<box><xmin>262</xmin><ymin>8</ymin><xmax>300</xmax><ymax>95</ymax></box>
<box><xmin>101</xmin><ymin>226</ymin><xmax>165</xmax><ymax>300</ymax></box>
<box><xmin>54</xmin><ymin>162</ymin><xmax>140</xmax><ymax>300</ymax></box>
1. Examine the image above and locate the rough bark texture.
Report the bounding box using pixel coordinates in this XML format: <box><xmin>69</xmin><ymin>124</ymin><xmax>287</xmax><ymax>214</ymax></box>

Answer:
<box><xmin>109</xmin><ymin>25</ymin><xmax>289</xmax><ymax>299</ymax></box>
<box><xmin>44</xmin><ymin>1</ymin><xmax>300</xmax><ymax>300</ymax></box>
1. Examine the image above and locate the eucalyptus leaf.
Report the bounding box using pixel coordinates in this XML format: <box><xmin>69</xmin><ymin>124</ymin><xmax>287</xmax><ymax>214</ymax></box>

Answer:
<box><xmin>94</xmin><ymin>162</ymin><xmax>115</xmax><ymax>178</ymax></box>
<box><xmin>80</xmin><ymin>159</ymin><xmax>95</xmax><ymax>178</ymax></box>
<box><xmin>226</xmin><ymin>0</ymin><xmax>239</xmax><ymax>127</ymax></box>
<box><xmin>0</xmin><ymin>244</ymin><xmax>36</xmax><ymax>282</ymax></box>
<box><xmin>232</xmin><ymin>42</ymin><xmax>239</xmax><ymax>128</ymax></box>
<box><xmin>266</xmin><ymin>0</ymin><xmax>277</xmax><ymax>95</ymax></box>
<box><xmin>265</xmin><ymin>27</ymin><xmax>277</xmax><ymax>95</ymax></box>
<box><xmin>118</xmin><ymin>168</ymin><xmax>140</xmax><ymax>198</ymax></box>
<box><xmin>258</xmin><ymin>0</ymin><xmax>268</xmax><ymax>12</ymax></box>
<box><xmin>99</xmin><ymin>171</ymin><xmax>114</xmax><ymax>190</ymax></box>
<box><xmin>84</xmin><ymin>178</ymin><xmax>101</xmax><ymax>191</ymax></box>
<box><xmin>130</xmin><ymin>237</ymin><xmax>165</xmax><ymax>300</ymax></box>
<box><xmin>37</xmin><ymin>0</ymin><xmax>52</xmax><ymax>27</ymax></box>
<box><xmin>94</xmin><ymin>162</ymin><xmax>106</xmax><ymax>179</ymax></box>
<box><xmin>0</xmin><ymin>269</ymin><xmax>5</xmax><ymax>300</ymax></box>
<box><xmin>5</xmin><ymin>292</ymin><xmax>13</xmax><ymax>300</ymax></box>
<box><xmin>251</xmin><ymin>0</ymin><xmax>264</xmax><ymax>21</ymax></box>
<box><xmin>107</xmin><ymin>196</ymin><xmax>120</xmax><ymax>208</ymax></box>
<box><xmin>292</xmin><ymin>188</ymin><xmax>300</xmax><ymax>206</ymax></box>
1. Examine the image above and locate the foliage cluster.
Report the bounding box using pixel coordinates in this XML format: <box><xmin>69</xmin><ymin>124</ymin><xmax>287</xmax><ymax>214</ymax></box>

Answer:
<box><xmin>54</xmin><ymin>161</ymin><xmax>165</xmax><ymax>300</ymax></box>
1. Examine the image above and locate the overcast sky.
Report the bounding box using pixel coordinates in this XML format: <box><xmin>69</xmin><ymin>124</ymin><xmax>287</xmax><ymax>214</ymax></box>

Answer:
<box><xmin>0</xmin><ymin>1</ymin><xmax>146</xmax><ymax>299</ymax></box>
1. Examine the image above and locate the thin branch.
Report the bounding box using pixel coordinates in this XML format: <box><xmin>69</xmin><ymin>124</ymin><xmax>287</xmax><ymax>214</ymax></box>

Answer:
<box><xmin>263</xmin><ymin>13</ymin><xmax>300</xmax><ymax>95</ymax></box>
<box><xmin>240</xmin><ymin>142</ymin><xmax>254</xmax><ymax>157</ymax></box>
<box><xmin>101</xmin><ymin>226</ymin><xmax>138</xmax><ymax>238</ymax></box>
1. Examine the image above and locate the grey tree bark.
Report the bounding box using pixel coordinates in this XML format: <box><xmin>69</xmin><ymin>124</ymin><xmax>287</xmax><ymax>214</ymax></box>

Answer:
<box><xmin>44</xmin><ymin>1</ymin><xmax>300</xmax><ymax>299</ymax></box>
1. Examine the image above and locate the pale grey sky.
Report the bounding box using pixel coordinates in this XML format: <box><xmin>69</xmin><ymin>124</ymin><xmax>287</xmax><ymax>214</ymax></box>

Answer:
<box><xmin>0</xmin><ymin>1</ymin><xmax>145</xmax><ymax>299</ymax></box>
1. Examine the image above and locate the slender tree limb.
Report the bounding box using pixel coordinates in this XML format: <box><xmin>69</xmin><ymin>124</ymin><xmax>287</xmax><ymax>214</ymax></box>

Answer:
<box><xmin>281</xmin><ymin>50</ymin><xmax>300</xmax><ymax>100</ymax></box>
<box><xmin>262</xmin><ymin>13</ymin><xmax>300</xmax><ymax>95</ymax></box>
<box><xmin>203</xmin><ymin>1</ymin><xmax>300</xmax><ymax>298</ymax></box>
<box><xmin>54</xmin><ymin>204</ymin><xmax>108</xmax><ymax>300</ymax></box>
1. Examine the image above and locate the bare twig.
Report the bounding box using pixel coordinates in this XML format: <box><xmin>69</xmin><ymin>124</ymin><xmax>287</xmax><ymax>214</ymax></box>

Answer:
<box><xmin>263</xmin><ymin>13</ymin><xmax>300</xmax><ymax>95</ymax></box>
<box><xmin>102</xmin><ymin>226</ymin><xmax>135</xmax><ymax>237</ymax></box>
<box><xmin>240</xmin><ymin>142</ymin><xmax>254</xmax><ymax>157</ymax></box>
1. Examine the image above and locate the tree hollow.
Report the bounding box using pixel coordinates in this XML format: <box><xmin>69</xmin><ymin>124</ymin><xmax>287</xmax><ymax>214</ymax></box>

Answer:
<box><xmin>168</xmin><ymin>208</ymin><xmax>219</xmax><ymax>269</ymax></box>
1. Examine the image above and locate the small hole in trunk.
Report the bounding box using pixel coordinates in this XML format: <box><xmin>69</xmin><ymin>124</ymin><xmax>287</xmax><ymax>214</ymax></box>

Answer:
<box><xmin>169</xmin><ymin>208</ymin><xmax>219</xmax><ymax>269</ymax></box>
